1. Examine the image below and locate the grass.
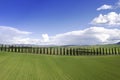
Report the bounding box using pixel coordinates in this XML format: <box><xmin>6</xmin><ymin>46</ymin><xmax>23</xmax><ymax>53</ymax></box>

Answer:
<box><xmin>0</xmin><ymin>52</ymin><xmax>120</xmax><ymax>80</ymax></box>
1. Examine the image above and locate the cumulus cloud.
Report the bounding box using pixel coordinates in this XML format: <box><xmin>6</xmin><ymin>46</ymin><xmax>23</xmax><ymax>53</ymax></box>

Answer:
<box><xmin>41</xmin><ymin>34</ymin><xmax>49</xmax><ymax>42</ymax></box>
<box><xmin>13</xmin><ymin>38</ymin><xmax>40</xmax><ymax>44</ymax></box>
<box><xmin>97</xmin><ymin>0</ymin><xmax>120</xmax><ymax>11</ymax></box>
<box><xmin>97</xmin><ymin>4</ymin><xmax>113</xmax><ymax>11</ymax></box>
<box><xmin>47</xmin><ymin>27</ymin><xmax>120</xmax><ymax>45</ymax></box>
<box><xmin>0</xmin><ymin>26</ymin><xmax>32</xmax><ymax>44</ymax></box>
<box><xmin>0</xmin><ymin>26</ymin><xmax>50</xmax><ymax>45</ymax></box>
<box><xmin>91</xmin><ymin>12</ymin><xmax>120</xmax><ymax>26</ymax></box>
<box><xmin>0</xmin><ymin>26</ymin><xmax>120</xmax><ymax>45</ymax></box>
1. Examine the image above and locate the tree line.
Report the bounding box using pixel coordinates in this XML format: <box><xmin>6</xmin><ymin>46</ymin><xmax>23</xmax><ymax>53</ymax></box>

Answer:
<box><xmin>0</xmin><ymin>44</ymin><xmax>120</xmax><ymax>56</ymax></box>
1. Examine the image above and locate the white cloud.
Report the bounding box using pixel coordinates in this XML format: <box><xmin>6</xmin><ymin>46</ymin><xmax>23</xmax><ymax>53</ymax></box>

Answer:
<box><xmin>97</xmin><ymin>4</ymin><xmax>113</xmax><ymax>11</ymax></box>
<box><xmin>91</xmin><ymin>12</ymin><xmax>120</xmax><ymax>26</ymax></box>
<box><xmin>41</xmin><ymin>34</ymin><xmax>49</xmax><ymax>42</ymax></box>
<box><xmin>42</xmin><ymin>27</ymin><xmax>120</xmax><ymax>45</ymax></box>
<box><xmin>0</xmin><ymin>26</ymin><xmax>31</xmax><ymax>35</ymax></box>
<box><xmin>97</xmin><ymin>0</ymin><xmax>120</xmax><ymax>11</ymax></box>
<box><xmin>0</xmin><ymin>26</ymin><xmax>120</xmax><ymax>45</ymax></box>
<box><xmin>12</xmin><ymin>37</ymin><xmax>40</xmax><ymax>44</ymax></box>
<box><xmin>0</xmin><ymin>26</ymin><xmax>32</xmax><ymax>44</ymax></box>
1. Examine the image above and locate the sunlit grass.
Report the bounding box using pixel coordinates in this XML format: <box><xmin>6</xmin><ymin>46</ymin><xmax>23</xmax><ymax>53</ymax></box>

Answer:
<box><xmin>0</xmin><ymin>52</ymin><xmax>120</xmax><ymax>80</ymax></box>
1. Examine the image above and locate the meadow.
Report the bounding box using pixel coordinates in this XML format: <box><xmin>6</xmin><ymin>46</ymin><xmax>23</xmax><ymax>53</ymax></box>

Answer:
<box><xmin>0</xmin><ymin>52</ymin><xmax>120</xmax><ymax>80</ymax></box>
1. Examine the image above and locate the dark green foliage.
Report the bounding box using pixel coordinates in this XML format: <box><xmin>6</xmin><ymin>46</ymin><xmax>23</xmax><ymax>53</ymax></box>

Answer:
<box><xmin>0</xmin><ymin>44</ymin><xmax>120</xmax><ymax>56</ymax></box>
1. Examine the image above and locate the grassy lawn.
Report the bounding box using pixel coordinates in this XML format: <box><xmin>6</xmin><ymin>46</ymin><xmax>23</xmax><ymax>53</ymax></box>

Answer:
<box><xmin>0</xmin><ymin>52</ymin><xmax>120</xmax><ymax>80</ymax></box>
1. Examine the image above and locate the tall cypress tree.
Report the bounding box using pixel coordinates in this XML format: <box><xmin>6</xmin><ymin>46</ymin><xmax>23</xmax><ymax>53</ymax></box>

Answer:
<box><xmin>112</xmin><ymin>48</ymin><xmax>114</xmax><ymax>55</ymax></box>
<box><xmin>53</xmin><ymin>48</ymin><xmax>55</xmax><ymax>55</ymax></box>
<box><xmin>4</xmin><ymin>45</ymin><xmax>7</xmax><ymax>52</ymax></box>
<box><xmin>63</xmin><ymin>48</ymin><xmax>65</xmax><ymax>55</ymax></box>
<box><xmin>11</xmin><ymin>45</ymin><xmax>13</xmax><ymax>52</ymax></box>
<box><xmin>39</xmin><ymin>47</ymin><xmax>42</xmax><ymax>54</ymax></box>
<box><xmin>49</xmin><ymin>47</ymin><xmax>51</xmax><ymax>55</ymax></box>
<box><xmin>109</xmin><ymin>48</ymin><xmax>111</xmax><ymax>55</ymax></box>
<box><xmin>118</xmin><ymin>48</ymin><xmax>120</xmax><ymax>55</ymax></box>
<box><xmin>114</xmin><ymin>47</ymin><xmax>117</xmax><ymax>55</ymax></box>
<box><xmin>21</xmin><ymin>46</ymin><xmax>23</xmax><ymax>53</ymax></box>
<box><xmin>99</xmin><ymin>48</ymin><xmax>101</xmax><ymax>55</ymax></box>
<box><xmin>93</xmin><ymin>48</ymin><xmax>96</xmax><ymax>55</ymax></box>
<box><xmin>14</xmin><ymin>45</ymin><xmax>17</xmax><ymax>52</ymax></box>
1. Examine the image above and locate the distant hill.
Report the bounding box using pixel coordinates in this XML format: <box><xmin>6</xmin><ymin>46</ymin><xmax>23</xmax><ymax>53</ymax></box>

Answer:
<box><xmin>117</xmin><ymin>42</ymin><xmax>120</xmax><ymax>44</ymax></box>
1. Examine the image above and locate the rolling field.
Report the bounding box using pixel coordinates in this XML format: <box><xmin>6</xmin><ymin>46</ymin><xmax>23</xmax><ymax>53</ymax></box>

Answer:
<box><xmin>0</xmin><ymin>52</ymin><xmax>120</xmax><ymax>80</ymax></box>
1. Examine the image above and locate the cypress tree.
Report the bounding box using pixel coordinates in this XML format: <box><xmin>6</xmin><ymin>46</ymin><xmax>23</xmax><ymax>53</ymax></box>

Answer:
<box><xmin>96</xmin><ymin>48</ymin><xmax>98</xmax><ymax>55</ymax></box>
<box><xmin>47</xmin><ymin>47</ymin><xmax>49</xmax><ymax>54</ymax></box>
<box><xmin>61</xmin><ymin>47</ymin><xmax>63</xmax><ymax>55</ymax></box>
<box><xmin>92</xmin><ymin>48</ymin><xmax>95</xmax><ymax>55</ymax></box>
<box><xmin>24</xmin><ymin>46</ymin><xmax>26</xmax><ymax>53</ymax></box>
<box><xmin>49</xmin><ymin>47</ymin><xmax>51</xmax><ymax>55</ymax></box>
<box><xmin>7</xmin><ymin>45</ymin><xmax>10</xmax><ymax>52</ymax></box>
<box><xmin>74</xmin><ymin>48</ymin><xmax>77</xmax><ymax>56</ymax></box>
<box><xmin>50</xmin><ymin>47</ymin><xmax>52</xmax><ymax>55</ymax></box>
<box><xmin>59</xmin><ymin>48</ymin><xmax>61</xmax><ymax>55</ymax></box>
<box><xmin>2</xmin><ymin>44</ymin><xmax>4</xmax><ymax>51</ymax></box>
<box><xmin>89</xmin><ymin>48</ymin><xmax>92</xmax><ymax>56</ymax></box>
<box><xmin>71</xmin><ymin>48</ymin><xmax>73</xmax><ymax>56</ymax></box>
<box><xmin>4</xmin><ymin>45</ymin><xmax>6</xmax><ymax>52</ymax></box>
<box><xmin>83</xmin><ymin>48</ymin><xmax>86</xmax><ymax>55</ymax></box>
<box><xmin>107</xmin><ymin>48</ymin><xmax>109</xmax><ymax>55</ymax></box>
<box><xmin>93</xmin><ymin>48</ymin><xmax>96</xmax><ymax>55</ymax></box>
<box><xmin>99</xmin><ymin>48</ymin><xmax>101</xmax><ymax>55</ymax></box>
<box><xmin>39</xmin><ymin>47</ymin><xmax>42</xmax><ymax>54</ymax></box>
<box><xmin>21</xmin><ymin>46</ymin><xmax>24</xmax><ymax>53</ymax></box>
<box><xmin>32</xmin><ymin>47</ymin><xmax>35</xmax><ymax>54</ymax></box>
<box><xmin>64</xmin><ymin>48</ymin><xmax>66</xmax><ymax>55</ymax></box>
<box><xmin>11</xmin><ymin>45</ymin><xmax>13</xmax><ymax>52</ymax></box>
<box><xmin>47</xmin><ymin>47</ymin><xmax>49</xmax><ymax>55</ymax></box>
<box><xmin>29</xmin><ymin>47</ymin><xmax>32</xmax><ymax>53</ymax></box>
<box><xmin>54</xmin><ymin>48</ymin><xmax>56</xmax><ymax>55</ymax></box>
<box><xmin>69</xmin><ymin>48</ymin><xmax>71</xmax><ymax>56</ymax></box>
<box><xmin>17</xmin><ymin>46</ymin><xmax>20</xmax><ymax>53</ymax></box>
<box><xmin>118</xmin><ymin>48</ymin><xmax>120</xmax><ymax>55</ymax></box>
<box><xmin>14</xmin><ymin>45</ymin><xmax>17</xmax><ymax>52</ymax></box>
<box><xmin>105</xmin><ymin>48</ymin><xmax>107</xmax><ymax>55</ymax></box>
<box><xmin>102</xmin><ymin>48</ymin><xmax>104</xmax><ymax>55</ymax></box>
<box><xmin>88</xmin><ymin>48</ymin><xmax>90</xmax><ymax>55</ymax></box>
<box><xmin>41</xmin><ymin>47</ymin><xmax>43</xmax><ymax>54</ymax></box>
<box><xmin>114</xmin><ymin>47</ymin><xmax>117</xmax><ymax>55</ymax></box>
<box><xmin>1</xmin><ymin>44</ymin><xmax>4</xmax><ymax>51</ymax></box>
<box><xmin>57</xmin><ymin>48</ymin><xmax>59</xmax><ymax>55</ymax></box>
<box><xmin>45</xmin><ymin>48</ymin><xmax>47</xmax><ymax>54</ymax></box>
<box><xmin>52</xmin><ymin>48</ymin><xmax>54</xmax><ymax>55</ymax></box>
<box><xmin>112</xmin><ymin>48</ymin><xmax>114</xmax><ymax>55</ymax></box>
<box><xmin>57</xmin><ymin>47</ymin><xmax>59</xmax><ymax>55</ymax></box>
<box><xmin>44</xmin><ymin>47</ymin><xmax>46</xmax><ymax>54</ymax></box>
<box><xmin>85</xmin><ymin>48</ymin><xmax>88</xmax><ymax>55</ymax></box>
<box><xmin>86</xmin><ymin>48</ymin><xmax>88</xmax><ymax>55</ymax></box>
<box><xmin>108</xmin><ymin>48</ymin><xmax>111</xmax><ymax>55</ymax></box>
<box><xmin>66</xmin><ymin>48</ymin><xmax>68</xmax><ymax>56</ymax></box>
<box><xmin>72</xmin><ymin>48</ymin><xmax>75</xmax><ymax>56</ymax></box>
<box><xmin>56</xmin><ymin>48</ymin><xmax>58</xmax><ymax>55</ymax></box>
<box><xmin>63</xmin><ymin>47</ymin><xmax>65</xmax><ymax>56</ymax></box>
<box><xmin>0</xmin><ymin>45</ymin><xmax>1</xmax><ymax>52</ymax></box>
<box><xmin>104</xmin><ymin>48</ymin><xmax>107</xmax><ymax>55</ymax></box>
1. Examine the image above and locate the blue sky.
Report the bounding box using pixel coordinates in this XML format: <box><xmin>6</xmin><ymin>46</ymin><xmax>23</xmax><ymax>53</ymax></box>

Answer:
<box><xmin>0</xmin><ymin>0</ymin><xmax>120</xmax><ymax>45</ymax></box>
<box><xmin>0</xmin><ymin>0</ymin><xmax>116</xmax><ymax>34</ymax></box>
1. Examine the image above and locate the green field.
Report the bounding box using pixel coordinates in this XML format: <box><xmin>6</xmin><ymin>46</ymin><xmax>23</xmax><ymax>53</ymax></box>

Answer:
<box><xmin>0</xmin><ymin>52</ymin><xmax>120</xmax><ymax>80</ymax></box>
